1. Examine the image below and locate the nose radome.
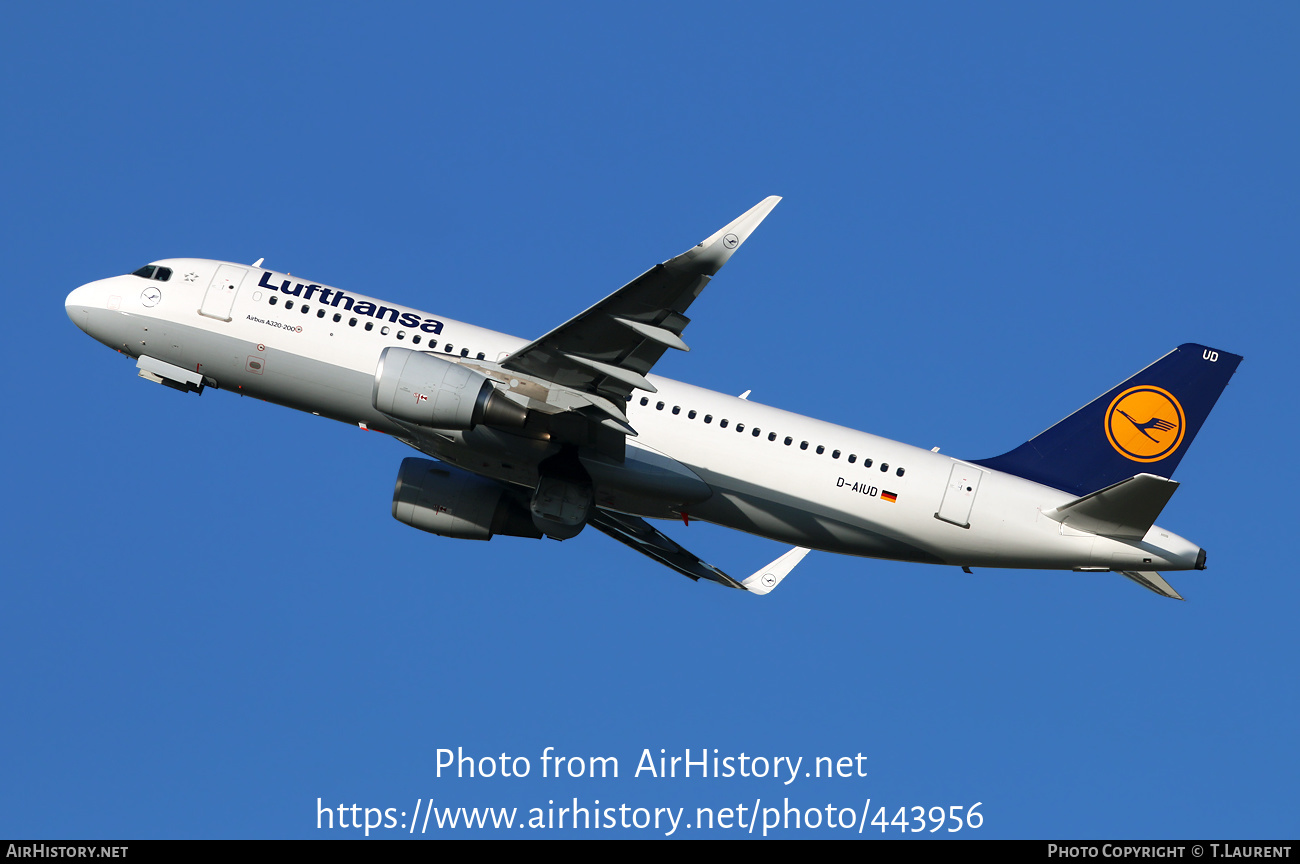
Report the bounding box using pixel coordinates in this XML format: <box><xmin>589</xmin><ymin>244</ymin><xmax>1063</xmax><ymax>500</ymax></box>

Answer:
<box><xmin>66</xmin><ymin>278</ymin><xmax>106</xmax><ymax>309</ymax></box>
<box><xmin>66</xmin><ymin>282</ymin><xmax>94</xmax><ymax>332</ymax></box>
<box><xmin>66</xmin><ymin>276</ymin><xmax>123</xmax><ymax>335</ymax></box>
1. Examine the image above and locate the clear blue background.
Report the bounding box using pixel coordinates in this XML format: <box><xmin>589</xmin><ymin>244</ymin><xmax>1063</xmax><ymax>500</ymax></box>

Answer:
<box><xmin>2</xmin><ymin>2</ymin><xmax>1295</xmax><ymax>839</ymax></box>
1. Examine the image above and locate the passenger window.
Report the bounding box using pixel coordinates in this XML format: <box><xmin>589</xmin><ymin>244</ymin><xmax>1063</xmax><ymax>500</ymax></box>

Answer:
<box><xmin>333</xmin><ymin>313</ymin><xmax>341</xmax><ymax>322</ymax></box>
<box><xmin>752</xmin><ymin>428</ymin><xmax>761</xmax><ymax>437</ymax></box>
<box><xmin>720</xmin><ymin>419</ymin><xmax>729</xmax><ymax>428</ymax></box>
<box><xmin>460</xmin><ymin>348</ymin><xmax>469</xmax><ymax>357</ymax></box>
<box><xmin>816</xmin><ymin>445</ymin><xmax>825</xmax><ymax>455</ymax></box>
<box><xmin>317</xmin><ymin>309</ymin><xmax>326</xmax><ymax>318</ymax></box>
<box><xmin>784</xmin><ymin>436</ymin><xmax>793</xmax><ymax>445</ymax></box>
<box><xmin>672</xmin><ymin>406</ymin><xmax>680</xmax><ymax>415</ymax></box>
<box><xmin>704</xmin><ymin>415</ymin><xmax>713</xmax><ymax>424</ymax></box>
<box><xmin>735</xmin><ymin>423</ymin><xmax>744</xmax><ymax>432</ymax></box>
<box><xmin>301</xmin><ymin>305</ymin><xmax>309</xmax><ymax>314</ymax></box>
<box><xmin>656</xmin><ymin>402</ymin><xmax>665</xmax><ymax>410</ymax></box>
<box><xmin>413</xmin><ymin>335</ymin><xmax>421</xmax><ymax>345</ymax></box>
<box><xmin>880</xmin><ymin>463</ymin><xmax>889</xmax><ymax>472</ymax></box>
<box><xmin>800</xmin><ymin>441</ymin><xmax>809</xmax><ymax>450</ymax></box>
<box><xmin>768</xmin><ymin>432</ymin><xmax>776</xmax><ymax>441</ymax></box>
<box><xmin>688</xmin><ymin>410</ymin><xmax>697</xmax><ymax>419</ymax></box>
<box><xmin>364</xmin><ymin>322</ymin><xmax>373</xmax><ymax>331</ymax></box>
<box><xmin>381</xmin><ymin>326</ymin><xmax>390</xmax><ymax>335</ymax></box>
<box><xmin>445</xmin><ymin>344</ymin><xmax>453</xmax><ymax>353</ymax></box>
<box><xmin>832</xmin><ymin>450</ymin><xmax>841</xmax><ymax>459</ymax></box>
<box><xmin>640</xmin><ymin>397</ymin><xmax>649</xmax><ymax>406</ymax></box>
<box><xmin>269</xmin><ymin>296</ymin><xmax>278</xmax><ymax>306</ymax></box>
<box><xmin>285</xmin><ymin>300</ymin><xmax>294</xmax><ymax>310</ymax></box>
<box><xmin>863</xmin><ymin>458</ymin><xmax>873</xmax><ymax>468</ymax></box>
<box><xmin>896</xmin><ymin>467</ymin><xmax>905</xmax><ymax>477</ymax></box>
<box><xmin>397</xmin><ymin>331</ymin><xmax>405</xmax><ymax>340</ymax></box>
<box><xmin>477</xmin><ymin>352</ymin><xmax>485</xmax><ymax>360</ymax></box>
<box><xmin>848</xmin><ymin>454</ymin><xmax>857</xmax><ymax>463</ymax></box>
<box><xmin>348</xmin><ymin>318</ymin><xmax>357</xmax><ymax>327</ymax></box>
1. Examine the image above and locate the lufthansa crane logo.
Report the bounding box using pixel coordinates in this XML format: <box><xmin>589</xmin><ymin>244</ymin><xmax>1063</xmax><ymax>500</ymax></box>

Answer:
<box><xmin>1104</xmin><ymin>386</ymin><xmax>1185</xmax><ymax>462</ymax></box>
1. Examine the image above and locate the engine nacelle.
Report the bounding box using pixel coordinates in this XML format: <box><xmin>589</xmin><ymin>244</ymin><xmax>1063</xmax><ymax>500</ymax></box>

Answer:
<box><xmin>392</xmin><ymin>458</ymin><xmax>542</xmax><ymax>540</ymax></box>
<box><xmin>373</xmin><ymin>347</ymin><xmax>526</xmax><ymax>430</ymax></box>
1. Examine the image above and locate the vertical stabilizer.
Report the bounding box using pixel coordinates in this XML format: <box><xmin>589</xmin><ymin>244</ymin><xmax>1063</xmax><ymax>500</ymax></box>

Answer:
<box><xmin>974</xmin><ymin>344</ymin><xmax>1241</xmax><ymax>495</ymax></box>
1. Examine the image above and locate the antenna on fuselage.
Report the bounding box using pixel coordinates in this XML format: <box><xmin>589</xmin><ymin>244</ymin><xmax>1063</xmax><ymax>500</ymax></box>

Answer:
<box><xmin>252</xmin><ymin>258</ymin><xmax>264</xmax><ymax>268</ymax></box>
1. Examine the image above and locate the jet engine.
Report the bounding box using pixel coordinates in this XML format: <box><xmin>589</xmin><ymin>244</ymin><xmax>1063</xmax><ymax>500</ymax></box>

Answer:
<box><xmin>392</xmin><ymin>458</ymin><xmax>541</xmax><ymax>540</ymax></box>
<box><xmin>373</xmin><ymin>347</ymin><xmax>526</xmax><ymax>430</ymax></box>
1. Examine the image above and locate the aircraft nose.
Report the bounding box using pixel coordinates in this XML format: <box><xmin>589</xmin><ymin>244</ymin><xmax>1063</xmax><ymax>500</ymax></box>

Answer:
<box><xmin>66</xmin><ymin>282</ymin><xmax>95</xmax><ymax>333</ymax></box>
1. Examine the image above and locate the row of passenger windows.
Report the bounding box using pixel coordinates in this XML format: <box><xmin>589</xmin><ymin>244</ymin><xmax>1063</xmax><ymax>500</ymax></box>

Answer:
<box><xmin>132</xmin><ymin>265</ymin><xmax>173</xmax><ymax>282</ymax></box>
<box><xmin>629</xmin><ymin>396</ymin><xmax>906</xmax><ymax>476</ymax></box>
<box><xmin>264</xmin><ymin>294</ymin><xmax>485</xmax><ymax>359</ymax></box>
<box><xmin>251</xmin><ymin>288</ymin><xmax>892</xmax><ymax>470</ymax></box>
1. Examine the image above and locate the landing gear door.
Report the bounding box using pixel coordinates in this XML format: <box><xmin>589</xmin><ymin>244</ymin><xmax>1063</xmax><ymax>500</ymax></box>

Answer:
<box><xmin>935</xmin><ymin>462</ymin><xmax>983</xmax><ymax>529</ymax></box>
<box><xmin>199</xmin><ymin>264</ymin><xmax>248</xmax><ymax>322</ymax></box>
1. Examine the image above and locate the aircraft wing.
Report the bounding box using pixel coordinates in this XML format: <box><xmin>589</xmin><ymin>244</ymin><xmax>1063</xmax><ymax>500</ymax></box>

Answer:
<box><xmin>589</xmin><ymin>509</ymin><xmax>808</xmax><ymax>594</ymax></box>
<box><xmin>590</xmin><ymin>510</ymin><xmax>747</xmax><ymax>589</ymax></box>
<box><xmin>501</xmin><ymin>197</ymin><xmax>781</xmax><ymax>407</ymax></box>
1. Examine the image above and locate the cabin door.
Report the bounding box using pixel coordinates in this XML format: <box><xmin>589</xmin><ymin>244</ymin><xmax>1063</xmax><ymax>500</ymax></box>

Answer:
<box><xmin>935</xmin><ymin>463</ymin><xmax>984</xmax><ymax>529</ymax></box>
<box><xmin>199</xmin><ymin>264</ymin><xmax>248</xmax><ymax>322</ymax></box>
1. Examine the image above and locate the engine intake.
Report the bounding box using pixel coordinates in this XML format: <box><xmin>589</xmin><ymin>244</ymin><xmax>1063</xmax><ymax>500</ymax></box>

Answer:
<box><xmin>392</xmin><ymin>458</ymin><xmax>541</xmax><ymax>540</ymax></box>
<box><xmin>373</xmin><ymin>347</ymin><xmax>526</xmax><ymax>430</ymax></box>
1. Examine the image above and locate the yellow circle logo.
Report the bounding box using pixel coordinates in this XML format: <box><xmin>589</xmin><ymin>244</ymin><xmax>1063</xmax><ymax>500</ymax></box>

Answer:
<box><xmin>1105</xmin><ymin>386</ymin><xmax>1185</xmax><ymax>462</ymax></box>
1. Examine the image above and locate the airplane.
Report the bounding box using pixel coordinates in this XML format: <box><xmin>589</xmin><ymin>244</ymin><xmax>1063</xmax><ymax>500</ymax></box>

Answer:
<box><xmin>65</xmin><ymin>197</ymin><xmax>1242</xmax><ymax>599</ymax></box>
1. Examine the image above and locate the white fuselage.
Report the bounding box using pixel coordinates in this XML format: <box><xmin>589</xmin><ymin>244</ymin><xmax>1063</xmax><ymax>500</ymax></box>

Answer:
<box><xmin>65</xmin><ymin>259</ymin><xmax>1205</xmax><ymax>573</ymax></box>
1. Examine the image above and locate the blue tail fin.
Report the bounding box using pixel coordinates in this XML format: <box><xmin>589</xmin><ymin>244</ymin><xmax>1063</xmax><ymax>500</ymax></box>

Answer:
<box><xmin>973</xmin><ymin>343</ymin><xmax>1242</xmax><ymax>496</ymax></box>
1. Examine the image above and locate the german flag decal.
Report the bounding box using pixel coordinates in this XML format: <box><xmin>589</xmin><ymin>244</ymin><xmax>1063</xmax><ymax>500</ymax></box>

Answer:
<box><xmin>881</xmin><ymin>490</ymin><xmax>898</xmax><ymax>503</ymax></box>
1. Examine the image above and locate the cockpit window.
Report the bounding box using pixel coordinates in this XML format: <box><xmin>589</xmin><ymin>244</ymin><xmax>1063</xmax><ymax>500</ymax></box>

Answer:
<box><xmin>132</xmin><ymin>265</ymin><xmax>172</xmax><ymax>282</ymax></box>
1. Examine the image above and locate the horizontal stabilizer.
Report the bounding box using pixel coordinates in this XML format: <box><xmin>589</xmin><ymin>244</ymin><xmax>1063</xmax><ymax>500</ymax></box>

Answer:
<box><xmin>1043</xmin><ymin>473</ymin><xmax>1178</xmax><ymax>540</ymax></box>
<box><xmin>1119</xmin><ymin>570</ymin><xmax>1184</xmax><ymax>600</ymax></box>
<box><xmin>742</xmin><ymin>547</ymin><xmax>810</xmax><ymax>595</ymax></box>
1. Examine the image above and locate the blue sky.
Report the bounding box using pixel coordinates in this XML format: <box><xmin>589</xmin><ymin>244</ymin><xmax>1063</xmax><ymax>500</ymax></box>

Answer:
<box><xmin>2</xmin><ymin>2</ymin><xmax>1296</xmax><ymax>839</ymax></box>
